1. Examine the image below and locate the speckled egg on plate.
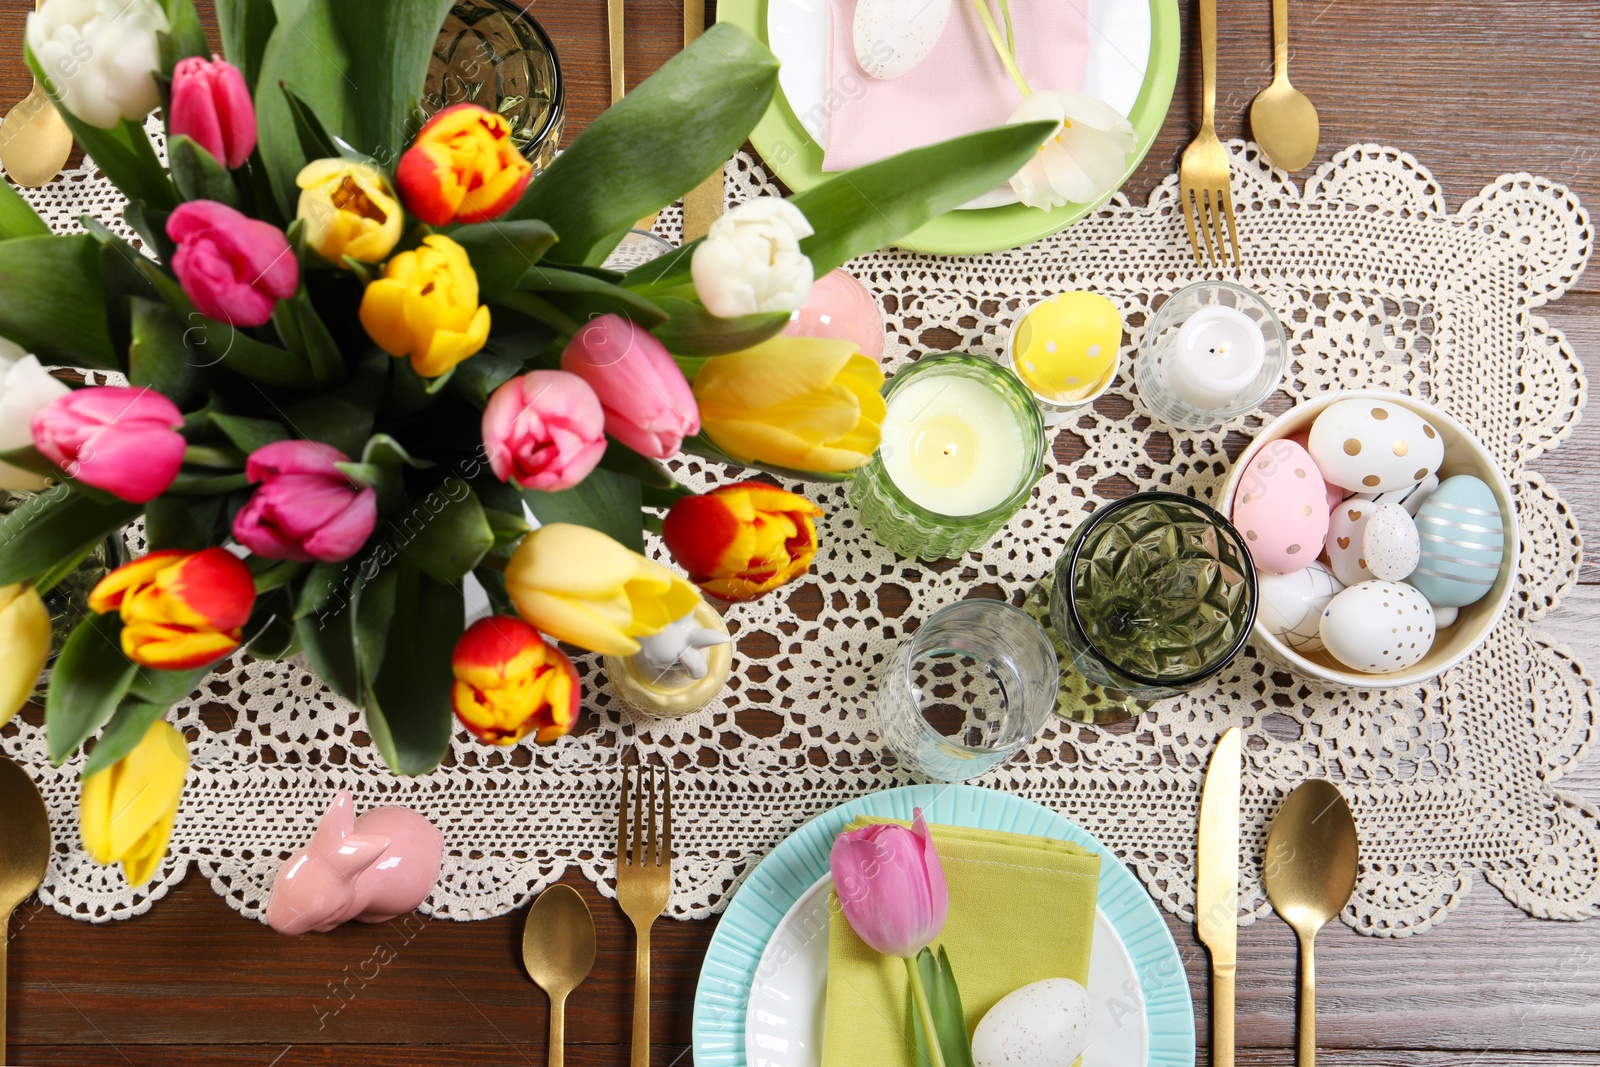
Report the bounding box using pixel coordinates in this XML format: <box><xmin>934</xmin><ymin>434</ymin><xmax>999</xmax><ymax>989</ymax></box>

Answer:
<box><xmin>972</xmin><ymin>977</ymin><xmax>1092</xmax><ymax>1067</ymax></box>
<box><xmin>1361</xmin><ymin>503</ymin><xmax>1420</xmax><ymax>581</ymax></box>
<box><xmin>1307</xmin><ymin>399</ymin><xmax>1445</xmax><ymax>492</ymax></box>
<box><xmin>1320</xmin><ymin>580</ymin><xmax>1437</xmax><ymax>674</ymax></box>
<box><xmin>1231</xmin><ymin>438</ymin><xmax>1330</xmax><ymax>574</ymax></box>
<box><xmin>1407</xmin><ymin>474</ymin><xmax>1507</xmax><ymax>607</ymax></box>
<box><xmin>1258</xmin><ymin>561</ymin><xmax>1343</xmax><ymax>653</ymax></box>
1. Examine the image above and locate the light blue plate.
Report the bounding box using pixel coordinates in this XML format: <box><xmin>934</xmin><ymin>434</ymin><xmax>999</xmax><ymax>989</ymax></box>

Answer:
<box><xmin>691</xmin><ymin>784</ymin><xmax>1196</xmax><ymax>1066</ymax></box>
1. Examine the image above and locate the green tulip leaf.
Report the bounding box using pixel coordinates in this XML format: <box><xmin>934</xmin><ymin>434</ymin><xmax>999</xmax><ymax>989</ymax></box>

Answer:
<box><xmin>46</xmin><ymin>613</ymin><xmax>139</xmax><ymax>766</ymax></box>
<box><xmin>157</xmin><ymin>0</ymin><xmax>209</xmax><ymax>76</ymax></box>
<box><xmin>396</xmin><ymin>484</ymin><xmax>495</xmax><ymax>583</ymax></box>
<box><xmin>351</xmin><ymin>556</ymin><xmax>399</xmax><ymax>685</ymax></box>
<box><xmin>284</xmin><ymin>347</ymin><xmax>390</xmax><ymax>457</ymax></box>
<box><xmin>272</xmin><ymin>288</ymin><xmax>347</xmax><ymax>387</ymax></box>
<box><xmin>446</xmin><ymin>347</ymin><xmax>529</xmax><ymax>409</ymax></box>
<box><xmin>450</xmin><ymin>220</ymin><xmax>560</xmax><ymax>303</ymax></box>
<box><xmin>364</xmin><ymin>563</ymin><xmax>462</xmax><ymax>776</ymax></box>
<box><xmin>910</xmin><ymin>946</ymin><xmax>977</xmax><ymax>1067</ymax></box>
<box><xmin>81</xmin><ymin>701</ymin><xmax>169</xmax><ymax>778</ymax></box>
<box><xmin>209</xmin><ymin>413</ymin><xmax>291</xmax><ymax>454</ymax></box>
<box><xmin>279</xmin><ymin>83</ymin><xmax>342</xmax><ymax>166</ymax></box>
<box><xmin>328</xmin><ymin>0</ymin><xmax>453</xmax><ymax>166</ymax></box>
<box><xmin>362</xmin><ymin>433</ymin><xmax>433</xmax><ymax>469</ymax></box>
<box><xmin>0</xmin><ymin>490</ymin><xmax>143</xmax><ymax>588</ymax></box>
<box><xmin>126</xmin><ymin>663</ymin><xmax>211</xmax><ymax>708</ymax></box>
<box><xmin>522</xmin><ymin>466</ymin><xmax>645</xmax><ymax>554</ymax></box>
<box><xmin>0</xmin><ymin>234</ymin><xmax>118</xmax><ymax>369</ymax></box>
<box><xmin>483</xmin><ymin>507</ymin><xmax>531</xmax><ymax>550</ymax></box>
<box><xmin>170</xmin><ymin>135</ymin><xmax>241</xmax><ymax>207</ymax></box>
<box><xmin>472</xmin><ymin>563</ymin><xmax>514</xmax><ymax>616</ymax></box>
<box><xmin>129</xmin><ymin>297</ymin><xmax>205</xmax><ymax>409</ymax></box>
<box><xmin>294</xmin><ymin>560</ymin><xmax>346</xmax><ymax>620</ymax></box>
<box><xmin>26</xmin><ymin>43</ymin><xmax>180</xmax><ymax>212</ymax></box>
<box><xmin>245</xmin><ymin>588</ymin><xmax>301</xmax><ymax>660</ymax></box>
<box><xmin>650</xmin><ymin>298</ymin><xmax>791</xmax><ymax>357</ymax></box>
<box><xmin>143</xmin><ymin>493</ymin><xmax>233</xmax><ymax>551</ymax></box>
<box><xmin>0</xmin><ymin>179</ymin><xmax>50</xmax><ymax>240</ymax></box>
<box><xmin>216</xmin><ymin>0</ymin><xmax>277</xmax><ymax>91</ymax></box>
<box><xmin>254</xmin><ymin>2</ymin><xmax>356</xmax><ymax>216</ymax></box>
<box><xmin>508</xmin><ymin>25</ymin><xmax>779</xmax><ymax>265</ymax></box>
<box><xmin>596</xmin><ymin>438</ymin><xmax>680</xmax><ymax>491</ymax></box>
<box><xmin>512</xmin><ymin>264</ymin><xmax>669</xmax><ymax>329</ymax></box>
<box><xmin>294</xmin><ymin>590</ymin><xmax>362</xmax><ymax>702</ymax></box>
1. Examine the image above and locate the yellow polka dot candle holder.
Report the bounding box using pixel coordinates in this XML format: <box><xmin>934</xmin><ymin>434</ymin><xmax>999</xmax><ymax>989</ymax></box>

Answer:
<box><xmin>1133</xmin><ymin>281</ymin><xmax>1288</xmax><ymax>432</ymax></box>
<box><xmin>1000</xmin><ymin>292</ymin><xmax>1125</xmax><ymax>425</ymax></box>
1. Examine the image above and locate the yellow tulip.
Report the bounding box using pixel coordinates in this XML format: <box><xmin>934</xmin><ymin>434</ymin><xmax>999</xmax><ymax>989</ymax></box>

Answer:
<box><xmin>0</xmin><ymin>583</ymin><xmax>49</xmax><ymax>726</ymax></box>
<box><xmin>80</xmin><ymin>720</ymin><xmax>189</xmax><ymax>887</ymax></box>
<box><xmin>505</xmin><ymin>523</ymin><xmax>702</xmax><ymax>657</ymax></box>
<box><xmin>295</xmin><ymin>158</ymin><xmax>404</xmax><ymax>265</ymax></box>
<box><xmin>693</xmin><ymin>336</ymin><xmax>886</xmax><ymax>473</ymax></box>
<box><xmin>359</xmin><ymin>234</ymin><xmax>491</xmax><ymax>378</ymax></box>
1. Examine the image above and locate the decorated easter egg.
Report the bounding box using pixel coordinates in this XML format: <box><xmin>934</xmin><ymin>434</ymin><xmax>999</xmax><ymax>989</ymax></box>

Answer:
<box><xmin>784</xmin><ymin>269</ymin><xmax>886</xmax><ymax>361</ymax></box>
<box><xmin>1011</xmin><ymin>291</ymin><xmax>1123</xmax><ymax>402</ymax></box>
<box><xmin>1258</xmin><ymin>561</ymin><xmax>1343</xmax><ymax>653</ymax></box>
<box><xmin>1231</xmin><ymin>439</ymin><xmax>1331</xmax><ymax>574</ymax></box>
<box><xmin>1320</xmin><ymin>580</ymin><xmax>1437</xmax><ymax>674</ymax></box>
<box><xmin>1433</xmin><ymin>604</ymin><xmax>1459</xmax><ymax>628</ymax></box>
<box><xmin>1361</xmin><ymin>503</ymin><xmax>1420</xmax><ymax>581</ymax></box>
<box><xmin>1290</xmin><ymin>431</ymin><xmax>1347</xmax><ymax>512</ymax></box>
<box><xmin>1406</xmin><ymin>474</ymin><xmax>1507</xmax><ymax>608</ymax></box>
<box><xmin>854</xmin><ymin>0</ymin><xmax>950</xmax><ymax>79</ymax></box>
<box><xmin>1358</xmin><ymin>472</ymin><xmax>1438</xmax><ymax>516</ymax></box>
<box><xmin>972</xmin><ymin>978</ymin><xmax>1092</xmax><ymax>1067</ymax></box>
<box><xmin>1307</xmin><ymin>399</ymin><xmax>1445</xmax><ymax>492</ymax></box>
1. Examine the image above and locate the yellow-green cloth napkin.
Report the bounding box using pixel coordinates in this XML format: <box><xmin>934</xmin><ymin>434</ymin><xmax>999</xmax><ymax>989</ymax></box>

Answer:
<box><xmin>820</xmin><ymin>819</ymin><xmax>1101</xmax><ymax>1067</ymax></box>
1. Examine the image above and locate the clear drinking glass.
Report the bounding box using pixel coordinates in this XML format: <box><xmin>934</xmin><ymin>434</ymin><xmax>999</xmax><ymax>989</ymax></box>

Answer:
<box><xmin>1133</xmin><ymin>281</ymin><xmax>1287</xmax><ymax>431</ymax></box>
<box><xmin>875</xmin><ymin>600</ymin><xmax>1060</xmax><ymax>782</ymax></box>
<box><xmin>1048</xmin><ymin>492</ymin><xmax>1258</xmax><ymax>703</ymax></box>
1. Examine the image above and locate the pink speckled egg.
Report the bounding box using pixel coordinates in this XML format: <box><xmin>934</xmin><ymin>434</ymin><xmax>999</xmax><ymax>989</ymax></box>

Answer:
<box><xmin>1231</xmin><ymin>438</ymin><xmax>1331</xmax><ymax>574</ymax></box>
<box><xmin>782</xmin><ymin>269</ymin><xmax>886</xmax><ymax>361</ymax></box>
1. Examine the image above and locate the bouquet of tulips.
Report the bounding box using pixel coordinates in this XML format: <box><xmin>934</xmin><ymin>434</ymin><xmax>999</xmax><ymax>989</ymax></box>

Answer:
<box><xmin>0</xmin><ymin>0</ymin><xmax>1053</xmax><ymax>883</ymax></box>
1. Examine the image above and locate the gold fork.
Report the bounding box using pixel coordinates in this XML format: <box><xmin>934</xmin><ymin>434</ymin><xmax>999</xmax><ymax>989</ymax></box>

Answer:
<box><xmin>617</xmin><ymin>762</ymin><xmax>672</xmax><ymax>1067</ymax></box>
<box><xmin>1178</xmin><ymin>0</ymin><xmax>1241</xmax><ymax>266</ymax></box>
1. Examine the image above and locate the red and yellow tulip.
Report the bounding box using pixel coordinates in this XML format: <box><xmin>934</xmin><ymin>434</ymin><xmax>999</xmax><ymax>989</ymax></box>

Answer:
<box><xmin>89</xmin><ymin>548</ymin><xmax>257</xmax><ymax>670</ymax></box>
<box><xmin>662</xmin><ymin>482</ymin><xmax>823</xmax><ymax>601</ymax></box>
<box><xmin>451</xmin><ymin>616</ymin><xmax>580</xmax><ymax>745</ymax></box>
<box><xmin>396</xmin><ymin>103</ymin><xmax>534</xmax><ymax>225</ymax></box>
<box><xmin>80</xmin><ymin>720</ymin><xmax>189</xmax><ymax>886</ymax></box>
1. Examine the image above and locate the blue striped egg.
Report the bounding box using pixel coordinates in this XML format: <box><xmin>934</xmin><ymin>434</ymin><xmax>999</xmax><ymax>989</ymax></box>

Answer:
<box><xmin>1405</xmin><ymin>475</ymin><xmax>1506</xmax><ymax>607</ymax></box>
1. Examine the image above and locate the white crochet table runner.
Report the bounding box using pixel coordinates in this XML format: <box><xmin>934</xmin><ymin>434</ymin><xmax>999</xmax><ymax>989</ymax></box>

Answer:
<box><xmin>4</xmin><ymin>140</ymin><xmax>1595</xmax><ymax>938</ymax></box>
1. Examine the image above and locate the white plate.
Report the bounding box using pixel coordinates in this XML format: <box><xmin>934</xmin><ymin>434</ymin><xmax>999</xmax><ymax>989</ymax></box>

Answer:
<box><xmin>744</xmin><ymin>873</ymin><xmax>1149</xmax><ymax>1067</ymax></box>
<box><xmin>767</xmin><ymin>0</ymin><xmax>1153</xmax><ymax>209</ymax></box>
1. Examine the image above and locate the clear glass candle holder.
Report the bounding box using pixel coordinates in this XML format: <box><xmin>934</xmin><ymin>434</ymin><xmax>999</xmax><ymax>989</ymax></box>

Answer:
<box><xmin>848</xmin><ymin>355</ymin><xmax>1045</xmax><ymax>561</ymax></box>
<box><xmin>875</xmin><ymin>600</ymin><xmax>1060</xmax><ymax>783</ymax></box>
<box><xmin>1048</xmin><ymin>492</ymin><xmax>1258</xmax><ymax>701</ymax></box>
<box><xmin>1133</xmin><ymin>281</ymin><xmax>1287</xmax><ymax>431</ymax></box>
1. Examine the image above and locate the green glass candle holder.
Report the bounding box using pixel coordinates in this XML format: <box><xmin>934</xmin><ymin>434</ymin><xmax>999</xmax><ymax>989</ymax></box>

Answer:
<box><xmin>1048</xmin><ymin>491</ymin><xmax>1258</xmax><ymax>703</ymax></box>
<box><xmin>848</xmin><ymin>355</ymin><xmax>1045</xmax><ymax>561</ymax></box>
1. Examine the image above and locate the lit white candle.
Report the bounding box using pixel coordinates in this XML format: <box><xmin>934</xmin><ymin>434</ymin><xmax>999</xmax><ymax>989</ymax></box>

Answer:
<box><xmin>880</xmin><ymin>372</ymin><xmax>1028</xmax><ymax>516</ymax></box>
<box><xmin>1164</xmin><ymin>304</ymin><xmax>1266</xmax><ymax>410</ymax></box>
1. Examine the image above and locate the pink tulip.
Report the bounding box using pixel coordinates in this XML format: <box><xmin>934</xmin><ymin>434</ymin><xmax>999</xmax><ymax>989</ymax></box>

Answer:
<box><xmin>482</xmin><ymin>370</ymin><xmax>607</xmax><ymax>492</ymax></box>
<box><xmin>829</xmin><ymin>809</ymin><xmax>949</xmax><ymax>958</ymax></box>
<box><xmin>168</xmin><ymin>201</ymin><xmax>298</xmax><ymax>328</ymax></box>
<box><xmin>169</xmin><ymin>55</ymin><xmax>257</xmax><ymax>169</ymax></box>
<box><xmin>31</xmin><ymin>386</ymin><xmax>185</xmax><ymax>503</ymax></box>
<box><xmin>560</xmin><ymin>314</ymin><xmax>700</xmax><ymax>460</ymax></box>
<box><xmin>233</xmin><ymin>440</ymin><xmax>377</xmax><ymax>563</ymax></box>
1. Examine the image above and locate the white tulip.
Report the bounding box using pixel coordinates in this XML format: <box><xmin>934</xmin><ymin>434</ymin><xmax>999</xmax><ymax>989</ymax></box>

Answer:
<box><xmin>0</xmin><ymin>341</ymin><xmax>70</xmax><ymax>491</ymax></box>
<box><xmin>25</xmin><ymin>0</ymin><xmax>169</xmax><ymax>130</ymax></box>
<box><xmin>691</xmin><ymin>198</ymin><xmax>816</xmax><ymax>319</ymax></box>
<box><xmin>1007</xmin><ymin>90</ymin><xmax>1138</xmax><ymax>211</ymax></box>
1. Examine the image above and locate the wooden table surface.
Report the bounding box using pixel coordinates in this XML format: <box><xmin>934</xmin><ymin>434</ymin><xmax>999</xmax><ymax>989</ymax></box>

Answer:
<box><xmin>6</xmin><ymin>1</ymin><xmax>1600</xmax><ymax>1065</ymax></box>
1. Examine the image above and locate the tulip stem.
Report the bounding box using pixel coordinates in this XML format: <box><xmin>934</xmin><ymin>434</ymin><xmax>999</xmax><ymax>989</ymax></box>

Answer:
<box><xmin>905</xmin><ymin>955</ymin><xmax>948</xmax><ymax>1067</ymax></box>
<box><xmin>182</xmin><ymin>444</ymin><xmax>247</xmax><ymax>469</ymax></box>
<box><xmin>968</xmin><ymin>0</ymin><xmax>1032</xmax><ymax>98</ymax></box>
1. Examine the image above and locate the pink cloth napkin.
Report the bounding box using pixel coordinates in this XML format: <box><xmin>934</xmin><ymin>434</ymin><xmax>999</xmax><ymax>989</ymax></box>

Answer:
<box><xmin>823</xmin><ymin>0</ymin><xmax>1090</xmax><ymax>172</ymax></box>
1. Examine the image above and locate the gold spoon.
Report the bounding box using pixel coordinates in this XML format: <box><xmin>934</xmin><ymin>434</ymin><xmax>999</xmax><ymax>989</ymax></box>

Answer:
<box><xmin>1263</xmin><ymin>779</ymin><xmax>1359</xmax><ymax>1067</ymax></box>
<box><xmin>0</xmin><ymin>0</ymin><xmax>75</xmax><ymax>187</ymax></box>
<box><xmin>1249</xmin><ymin>0</ymin><xmax>1320</xmax><ymax>172</ymax></box>
<box><xmin>0</xmin><ymin>755</ymin><xmax>51</xmax><ymax>1061</ymax></box>
<box><xmin>522</xmin><ymin>884</ymin><xmax>596</xmax><ymax>1067</ymax></box>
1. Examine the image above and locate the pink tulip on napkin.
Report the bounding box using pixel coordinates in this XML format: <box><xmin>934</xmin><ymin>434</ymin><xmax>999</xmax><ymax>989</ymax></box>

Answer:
<box><xmin>822</xmin><ymin>0</ymin><xmax>1090</xmax><ymax>172</ymax></box>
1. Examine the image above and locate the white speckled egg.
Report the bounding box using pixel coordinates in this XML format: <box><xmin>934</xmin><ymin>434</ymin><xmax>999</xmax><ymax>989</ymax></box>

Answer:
<box><xmin>1231</xmin><ymin>439</ymin><xmax>1331</xmax><ymax>574</ymax></box>
<box><xmin>854</xmin><ymin>0</ymin><xmax>950</xmax><ymax>79</ymax></box>
<box><xmin>972</xmin><ymin>978</ymin><xmax>1092</xmax><ymax>1067</ymax></box>
<box><xmin>1258</xmin><ymin>562</ymin><xmax>1343</xmax><ymax>653</ymax></box>
<box><xmin>1360</xmin><ymin>503</ymin><xmax>1420</xmax><ymax>581</ymax></box>
<box><xmin>1320</xmin><ymin>580</ymin><xmax>1437</xmax><ymax>674</ymax></box>
<box><xmin>1307</xmin><ymin>399</ymin><xmax>1445</xmax><ymax>492</ymax></box>
<box><xmin>1358</xmin><ymin>472</ymin><xmax>1438</xmax><ymax>516</ymax></box>
<box><xmin>1406</xmin><ymin>474</ymin><xmax>1507</xmax><ymax>608</ymax></box>
<box><xmin>1325</xmin><ymin>501</ymin><xmax>1376</xmax><ymax>586</ymax></box>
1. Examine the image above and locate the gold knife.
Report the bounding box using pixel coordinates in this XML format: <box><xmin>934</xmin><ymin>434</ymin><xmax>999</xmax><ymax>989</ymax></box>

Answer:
<box><xmin>680</xmin><ymin>0</ymin><xmax>725</xmax><ymax>242</ymax></box>
<box><xmin>1197</xmin><ymin>726</ymin><xmax>1242</xmax><ymax>1067</ymax></box>
<box><xmin>608</xmin><ymin>0</ymin><xmax>625</xmax><ymax>105</ymax></box>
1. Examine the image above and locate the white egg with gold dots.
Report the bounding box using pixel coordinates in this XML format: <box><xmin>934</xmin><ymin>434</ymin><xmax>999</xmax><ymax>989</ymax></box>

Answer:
<box><xmin>1320</xmin><ymin>580</ymin><xmax>1438</xmax><ymax>674</ymax></box>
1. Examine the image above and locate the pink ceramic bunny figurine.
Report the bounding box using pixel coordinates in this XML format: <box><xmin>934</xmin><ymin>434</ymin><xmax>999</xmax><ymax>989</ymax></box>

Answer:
<box><xmin>266</xmin><ymin>791</ymin><xmax>443</xmax><ymax>935</ymax></box>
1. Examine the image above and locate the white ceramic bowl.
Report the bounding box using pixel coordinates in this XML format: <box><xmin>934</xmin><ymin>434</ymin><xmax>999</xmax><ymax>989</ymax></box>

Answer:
<box><xmin>1219</xmin><ymin>390</ymin><xmax>1518</xmax><ymax>689</ymax></box>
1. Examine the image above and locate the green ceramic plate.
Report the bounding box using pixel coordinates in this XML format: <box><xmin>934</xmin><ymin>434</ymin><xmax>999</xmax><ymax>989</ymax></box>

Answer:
<box><xmin>718</xmin><ymin>0</ymin><xmax>1181</xmax><ymax>255</ymax></box>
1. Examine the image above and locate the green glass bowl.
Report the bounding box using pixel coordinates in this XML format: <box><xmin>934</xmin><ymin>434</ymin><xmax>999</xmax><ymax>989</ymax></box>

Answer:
<box><xmin>1049</xmin><ymin>491</ymin><xmax>1258</xmax><ymax>700</ymax></box>
<box><xmin>717</xmin><ymin>0</ymin><xmax>1181</xmax><ymax>255</ymax></box>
